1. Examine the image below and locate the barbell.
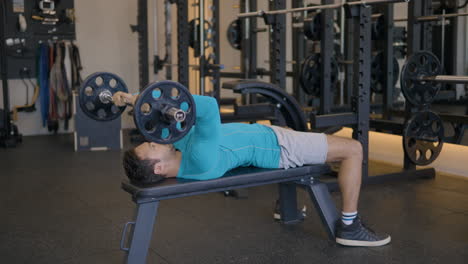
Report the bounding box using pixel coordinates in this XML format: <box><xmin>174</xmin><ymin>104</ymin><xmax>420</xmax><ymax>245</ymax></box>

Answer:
<box><xmin>237</xmin><ymin>0</ymin><xmax>464</xmax><ymax>22</ymax></box>
<box><xmin>237</xmin><ymin>0</ymin><xmax>408</xmax><ymax>19</ymax></box>
<box><xmin>79</xmin><ymin>72</ymin><xmax>196</xmax><ymax>144</ymax></box>
<box><xmin>399</xmin><ymin>50</ymin><xmax>468</xmax><ymax>165</ymax></box>
<box><xmin>400</xmin><ymin>51</ymin><xmax>468</xmax><ymax>106</ymax></box>
<box><xmin>392</xmin><ymin>11</ymin><xmax>468</xmax><ymax>22</ymax></box>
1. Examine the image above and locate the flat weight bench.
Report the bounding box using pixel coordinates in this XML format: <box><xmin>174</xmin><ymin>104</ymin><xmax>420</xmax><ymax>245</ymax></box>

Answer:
<box><xmin>120</xmin><ymin>165</ymin><xmax>339</xmax><ymax>264</ymax></box>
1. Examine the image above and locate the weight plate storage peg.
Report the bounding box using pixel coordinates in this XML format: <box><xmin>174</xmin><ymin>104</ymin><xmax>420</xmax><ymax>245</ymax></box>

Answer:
<box><xmin>400</xmin><ymin>51</ymin><xmax>443</xmax><ymax>106</ymax></box>
<box><xmin>133</xmin><ymin>81</ymin><xmax>196</xmax><ymax>144</ymax></box>
<box><xmin>79</xmin><ymin>72</ymin><xmax>128</xmax><ymax>121</ymax></box>
<box><xmin>403</xmin><ymin>111</ymin><xmax>444</xmax><ymax>166</ymax></box>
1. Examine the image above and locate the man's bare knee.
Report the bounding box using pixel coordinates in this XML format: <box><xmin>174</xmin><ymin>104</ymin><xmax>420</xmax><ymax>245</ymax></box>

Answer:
<box><xmin>348</xmin><ymin>139</ymin><xmax>363</xmax><ymax>160</ymax></box>
<box><xmin>338</xmin><ymin>138</ymin><xmax>362</xmax><ymax>160</ymax></box>
<box><xmin>326</xmin><ymin>135</ymin><xmax>363</xmax><ymax>162</ymax></box>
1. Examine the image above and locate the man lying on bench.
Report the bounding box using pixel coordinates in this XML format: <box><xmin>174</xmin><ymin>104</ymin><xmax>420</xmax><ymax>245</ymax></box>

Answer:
<box><xmin>114</xmin><ymin>92</ymin><xmax>390</xmax><ymax>247</ymax></box>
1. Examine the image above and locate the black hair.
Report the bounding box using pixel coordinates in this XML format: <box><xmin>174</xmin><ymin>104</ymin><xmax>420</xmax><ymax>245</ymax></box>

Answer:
<box><xmin>123</xmin><ymin>148</ymin><xmax>166</xmax><ymax>185</ymax></box>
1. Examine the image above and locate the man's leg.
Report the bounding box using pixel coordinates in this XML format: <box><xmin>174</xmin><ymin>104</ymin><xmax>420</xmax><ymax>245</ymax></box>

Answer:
<box><xmin>325</xmin><ymin>135</ymin><xmax>363</xmax><ymax>213</ymax></box>
<box><xmin>268</xmin><ymin>126</ymin><xmax>389</xmax><ymax>246</ymax></box>
<box><xmin>325</xmin><ymin>135</ymin><xmax>391</xmax><ymax>247</ymax></box>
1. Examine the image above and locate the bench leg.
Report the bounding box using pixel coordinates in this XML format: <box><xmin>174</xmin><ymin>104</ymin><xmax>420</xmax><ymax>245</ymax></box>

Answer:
<box><xmin>125</xmin><ymin>201</ymin><xmax>159</xmax><ymax>264</ymax></box>
<box><xmin>278</xmin><ymin>183</ymin><xmax>304</xmax><ymax>224</ymax></box>
<box><xmin>305</xmin><ymin>182</ymin><xmax>339</xmax><ymax>241</ymax></box>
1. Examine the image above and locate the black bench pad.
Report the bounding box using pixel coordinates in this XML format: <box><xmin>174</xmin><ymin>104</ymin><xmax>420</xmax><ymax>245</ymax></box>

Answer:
<box><xmin>122</xmin><ymin>165</ymin><xmax>330</xmax><ymax>202</ymax></box>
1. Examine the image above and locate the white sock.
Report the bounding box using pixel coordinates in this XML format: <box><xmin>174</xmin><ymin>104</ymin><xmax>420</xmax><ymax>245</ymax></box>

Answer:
<box><xmin>342</xmin><ymin>211</ymin><xmax>358</xmax><ymax>225</ymax></box>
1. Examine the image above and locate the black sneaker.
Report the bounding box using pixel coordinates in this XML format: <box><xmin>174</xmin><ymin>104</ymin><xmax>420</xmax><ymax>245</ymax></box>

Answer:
<box><xmin>335</xmin><ymin>216</ymin><xmax>391</xmax><ymax>247</ymax></box>
<box><xmin>272</xmin><ymin>200</ymin><xmax>307</xmax><ymax>221</ymax></box>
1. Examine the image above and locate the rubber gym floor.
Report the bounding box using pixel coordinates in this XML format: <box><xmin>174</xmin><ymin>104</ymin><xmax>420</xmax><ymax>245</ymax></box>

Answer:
<box><xmin>1</xmin><ymin>134</ymin><xmax>468</xmax><ymax>264</ymax></box>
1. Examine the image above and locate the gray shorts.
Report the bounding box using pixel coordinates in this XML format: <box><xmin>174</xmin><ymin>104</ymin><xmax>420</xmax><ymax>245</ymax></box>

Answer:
<box><xmin>268</xmin><ymin>126</ymin><xmax>328</xmax><ymax>169</ymax></box>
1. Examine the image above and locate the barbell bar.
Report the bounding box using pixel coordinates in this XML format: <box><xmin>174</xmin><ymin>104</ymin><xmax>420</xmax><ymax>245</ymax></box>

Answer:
<box><xmin>98</xmin><ymin>90</ymin><xmax>187</xmax><ymax>123</ymax></box>
<box><xmin>413</xmin><ymin>12</ymin><xmax>468</xmax><ymax>22</ymax></box>
<box><xmin>263</xmin><ymin>58</ymin><xmax>353</xmax><ymax>65</ymax></box>
<box><xmin>237</xmin><ymin>0</ymin><xmax>408</xmax><ymax>18</ymax></box>
<box><xmin>158</xmin><ymin>63</ymin><xmax>223</xmax><ymax>68</ymax></box>
<box><xmin>99</xmin><ymin>91</ymin><xmax>132</xmax><ymax>106</ymax></box>
<box><xmin>418</xmin><ymin>75</ymin><xmax>468</xmax><ymax>84</ymax></box>
<box><xmin>372</xmin><ymin>11</ymin><xmax>468</xmax><ymax>22</ymax></box>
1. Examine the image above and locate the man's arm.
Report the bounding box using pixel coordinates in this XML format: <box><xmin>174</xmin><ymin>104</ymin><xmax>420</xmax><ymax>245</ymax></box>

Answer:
<box><xmin>176</xmin><ymin>95</ymin><xmax>221</xmax><ymax>179</ymax></box>
<box><xmin>191</xmin><ymin>95</ymin><xmax>221</xmax><ymax>140</ymax></box>
<box><xmin>112</xmin><ymin>92</ymin><xmax>138</xmax><ymax>106</ymax></box>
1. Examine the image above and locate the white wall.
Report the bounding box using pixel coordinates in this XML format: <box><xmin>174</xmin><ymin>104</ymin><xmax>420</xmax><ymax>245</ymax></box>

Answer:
<box><xmin>0</xmin><ymin>0</ymin><xmax>139</xmax><ymax>135</ymax></box>
<box><xmin>0</xmin><ymin>79</ymin><xmax>63</xmax><ymax>136</ymax></box>
<box><xmin>75</xmin><ymin>0</ymin><xmax>139</xmax><ymax>129</ymax></box>
<box><xmin>218</xmin><ymin>0</ymin><xmax>243</xmax><ymax>100</ymax></box>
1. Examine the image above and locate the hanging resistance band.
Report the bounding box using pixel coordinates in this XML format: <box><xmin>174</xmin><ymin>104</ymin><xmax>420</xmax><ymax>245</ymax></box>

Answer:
<box><xmin>38</xmin><ymin>43</ymin><xmax>50</xmax><ymax>127</ymax></box>
<box><xmin>60</xmin><ymin>42</ymin><xmax>72</xmax><ymax>130</ymax></box>
<box><xmin>48</xmin><ymin>42</ymin><xmax>58</xmax><ymax>132</ymax></box>
<box><xmin>69</xmin><ymin>42</ymin><xmax>82</xmax><ymax>91</ymax></box>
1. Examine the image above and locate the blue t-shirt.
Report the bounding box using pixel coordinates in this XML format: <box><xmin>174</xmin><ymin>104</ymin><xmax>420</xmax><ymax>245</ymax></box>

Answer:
<box><xmin>173</xmin><ymin>95</ymin><xmax>281</xmax><ymax>180</ymax></box>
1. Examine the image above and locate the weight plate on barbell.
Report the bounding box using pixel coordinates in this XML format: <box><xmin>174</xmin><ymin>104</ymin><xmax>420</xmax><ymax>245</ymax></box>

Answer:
<box><xmin>403</xmin><ymin>111</ymin><xmax>444</xmax><ymax>166</ymax></box>
<box><xmin>300</xmin><ymin>53</ymin><xmax>339</xmax><ymax>96</ymax></box>
<box><xmin>133</xmin><ymin>81</ymin><xmax>196</xmax><ymax>144</ymax></box>
<box><xmin>371</xmin><ymin>52</ymin><xmax>400</xmax><ymax>94</ymax></box>
<box><xmin>79</xmin><ymin>72</ymin><xmax>128</xmax><ymax>121</ymax></box>
<box><xmin>400</xmin><ymin>51</ymin><xmax>443</xmax><ymax>106</ymax></box>
<box><xmin>227</xmin><ymin>19</ymin><xmax>242</xmax><ymax>50</ymax></box>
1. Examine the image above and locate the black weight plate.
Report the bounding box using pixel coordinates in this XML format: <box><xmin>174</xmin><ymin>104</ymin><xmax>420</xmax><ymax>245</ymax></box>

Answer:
<box><xmin>188</xmin><ymin>18</ymin><xmax>211</xmax><ymax>50</ymax></box>
<box><xmin>371</xmin><ymin>52</ymin><xmax>400</xmax><ymax>94</ymax></box>
<box><xmin>133</xmin><ymin>81</ymin><xmax>196</xmax><ymax>144</ymax></box>
<box><xmin>303</xmin><ymin>13</ymin><xmax>321</xmax><ymax>41</ymax></box>
<box><xmin>79</xmin><ymin>72</ymin><xmax>128</xmax><ymax>121</ymax></box>
<box><xmin>372</xmin><ymin>15</ymin><xmax>385</xmax><ymax>40</ymax></box>
<box><xmin>300</xmin><ymin>54</ymin><xmax>339</xmax><ymax>96</ymax></box>
<box><xmin>300</xmin><ymin>55</ymin><xmax>319</xmax><ymax>95</ymax></box>
<box><xmin>227</xmin><ymin>19</ymin><xmax>242</xmax><ymax>50</ymax></box>
<box><xmin>403</xmin><ymin>111</ymin><xmax>444</xmax><ymax>166</ymax></box>
<box><xmin>188</xmin><ymin>19</ymin><xmax>196</xmax><ymax>48</ymax></box>
<box><xmin>401</xmin><ymin>51</ymin><xmax>442</xmax><ymax>106</ymax></box>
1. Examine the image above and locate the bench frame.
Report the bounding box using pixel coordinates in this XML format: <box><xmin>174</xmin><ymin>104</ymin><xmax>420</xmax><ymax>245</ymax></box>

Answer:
<box><xmin>120</xmin><ymin>166</ymin><xmax>339</xmax><ymax>264</ymax></box>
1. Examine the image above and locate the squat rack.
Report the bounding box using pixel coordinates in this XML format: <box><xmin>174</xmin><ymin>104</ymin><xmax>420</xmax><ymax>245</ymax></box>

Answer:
<box><xmin>238</xmin><ymin>0</ymin><xmax>436</xmax><ymax>187</ymax></box>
